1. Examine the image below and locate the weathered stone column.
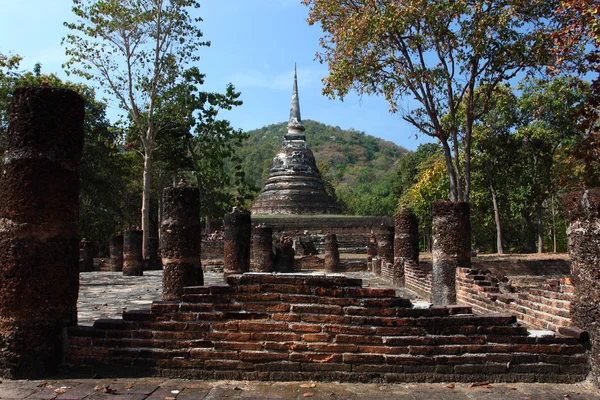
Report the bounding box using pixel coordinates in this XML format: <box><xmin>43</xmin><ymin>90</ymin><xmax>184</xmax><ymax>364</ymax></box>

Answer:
<box><xmin>109</xmin><ymin>234</ymin><xmax>124</xmax><ymax>272</ymax></box>
<box><xmin>324</xmin><ymin>233</ymin><xmax>340</xmax><ymax>273</ymax></box>
<box><xmin>563</xmin><ymin>188</ymin><xmax>600</xmax><ymax>383</ymax></box>
<box><xmin>0</xmin><ymin>87</ymin><xmax>84</xmax><ymax>379</ymax></box>
<box><xmin>160</xmin><ymin>187</ymin><xmax>203</xmax><ymax>301</ymax></box>
<box><xmin>223</xmin><ymin>209</ymin><xmax>251</xmax><ymax>276</ymax></box>
<box><xmin>367</xmin><ymin>230</ymin><xmax>377</xmax><ymax>272</ymax></box>
<box><xmin>123</xmin><ymin>229</ymin><xmax>143</xmax><ymax>276</ymax></box>
<box><xmin>431</xmin><ymin>201</ymin><xmax>471</xmax><ymax>305</ymax></box>
<box><xmin>394</xmin><ymin>208</ymin><xmax>419</xmax><ymax>287</ymax></box>
<box><xmin>79</xmin><ymin>239</ymin><xmax>94</xmax><ymax>272</ymax></box>
<box><xmin>253</xmin><ymin>225</ymin><xmax>274</xmax><ymax>272</ymax></box>
<box><xmin>144</xmin><ymin>236</ymin><xmax>161</xmax><ymax>271</ymax></box>
<box><xmin>376</xmin><ymin>225</ymin><xmax>394</xmax><ymax>276</ymax></box>
<box><xmin>275</xmin><ymin>233</ymin><xmax>295</xmax><ymax>273</ymax></box>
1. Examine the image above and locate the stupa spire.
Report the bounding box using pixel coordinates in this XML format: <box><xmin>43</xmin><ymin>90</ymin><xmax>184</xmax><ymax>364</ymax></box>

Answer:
<box><xmin>286</xmin><ymin>63</ymin><xmax>305</xmax><ymax>140</ymax></box>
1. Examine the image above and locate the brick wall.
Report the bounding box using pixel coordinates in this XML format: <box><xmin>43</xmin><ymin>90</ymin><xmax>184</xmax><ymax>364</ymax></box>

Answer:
<box><xmin>456</xmin><ymin>268</ymin><xmax>573</xmax><ymax>332</ymax></box>
<box><xmin>402</xmin><ymin>260</ymin><xmax>573</xmax><ymax>332</ymax></box>
<box><xmin>405</xmin><ymin>262</ymin><xmax>433</xmax><ymax>301</ymax></box>
<box><xmin>65</xmin><ymin>274</ymin><xmax>587</xmax><ymax>383</ymax></box>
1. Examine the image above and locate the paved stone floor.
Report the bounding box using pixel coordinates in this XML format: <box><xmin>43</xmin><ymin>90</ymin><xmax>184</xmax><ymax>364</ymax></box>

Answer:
<box><xmin>1</xmin><ymin>378</ymin><xmax>599</xmax><ymax>399</ymax></box>
<box><xmin>77</xmin><ymin>270</ymin><xmax>421</xmax><ymax>326</ymax></box>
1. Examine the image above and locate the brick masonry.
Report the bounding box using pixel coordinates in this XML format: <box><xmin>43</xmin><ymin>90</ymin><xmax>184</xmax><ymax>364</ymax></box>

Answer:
<box><xmin>404</xmin><ymin>261</ymin><xmax>574</xmax><ymax>333</ymax></box>
<box><xmin>65</xmin><ymin>273</ymin><xmax>588</xmax><ymax>383</ymax></box>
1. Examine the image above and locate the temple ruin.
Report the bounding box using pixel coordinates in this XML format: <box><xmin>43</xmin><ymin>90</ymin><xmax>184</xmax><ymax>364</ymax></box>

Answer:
<box><xmin>0</xmin><ymin>85</ymin><xmax>599</xmax><ymax>388</ymax></box>
<box><xmin>251</xmin><ymin>66</ymin><xmax>341</xmax><ymax>215</ymax></box>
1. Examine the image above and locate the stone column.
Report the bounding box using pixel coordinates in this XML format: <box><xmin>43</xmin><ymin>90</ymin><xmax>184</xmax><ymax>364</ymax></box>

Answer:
<box><xmin>223</xmin><ymin>209</ymin><xmax>251</xmax><ymax>275</ymax></box>
<box><xmin>431</xmin><ymin>201</ymin><xmax>471</xmax><ymax>305</ymax></box>
<box><xmin>0</xmin><ymin>87</ymin><xmax>84</xmax><ymax>379</ymax></box>
<box><xmin>109</xmin><ymin>234</ymin><xmax>124</xmax><ymax>272</ymax></box>
<box><xmin>160</xmin><ymin>187</ymin><xmax>203</xmax><ymax>301</ymax></box>
<box><xmin>376</xmin><ymin>225</ymin><xmax>394</xmax><ymax>276</ymax></box>
<box><xmin>366</xmin><ymin>230</ymin><xmax>377</xmax><ymax>272</ymax></box>
<box><xmin>253</xmin><ymin>225</ymin><xmax>274</xmax><ymax>272</ymax></box>
<box><xmin>275</xmin><ymin>233</ymin><xmax>295</xmax><ymax>273</ymax></box>
<box><xmin>324</xmin><ymin>233</ymin><xmax>340</xmax><ymax>273</ymax></box>
<box><xmin>123</xmin><ymin>229</ymin><xmax>143</xmax><ymax>276</ymax></box>
<box><xmin>563</xmin><ymin>188</ymin><xmax>600</xmax><ymax>383</ymax></box>
<box><xmin>394</xmin><ymin>208</ymin><xmax>419</xmax><ymax>287</ymax></box>
<box><xmin>79</xmin><ymin>239</ymin><xmax>94</xmax><ymax>272</ymax></box>
<box><xmin>144</xmin><ymin>236</ymin><xmax>161</xmax><ymax>271</ymax></box>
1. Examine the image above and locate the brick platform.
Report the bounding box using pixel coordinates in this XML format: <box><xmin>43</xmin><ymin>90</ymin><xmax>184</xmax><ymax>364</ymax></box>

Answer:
<box><xmin>66</xmin><ymin>274</ymin><xmax>588</xmax><ymax>383</ymax></box>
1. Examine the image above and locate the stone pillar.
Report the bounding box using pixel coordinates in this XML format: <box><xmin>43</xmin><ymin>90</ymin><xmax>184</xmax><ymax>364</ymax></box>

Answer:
<box><xmin>253</xmin><ymin>225</ymin><xmax>274</xmax><ymax>272</ymax></box>
<box><xmin>366</xmin><ymin>230</ymin><xmax>377</xmax><ymax>272</ymax></box>
<box><xmin>0</xmin><ymin>87</ymin><xmax>84</xmax><ymax>378</ymax></box>
<box><xmin>376</xmin><ymin>225</ymin><xmax>394</xmax><ymax>276</ymax></box>
<box><xmin>144</xmin><ymin>236</ymin><xmax>161</xmax><ymax>271</ymax></box>
<box><xmin>275</xmin><ymin>233</ymin><xmax>295</xmax><ymax>273</ymax></box>
<box><xmin>563</xmin><ymin>188</ymin><xmax>600</xmax><ymax>383</ymax></box>
<box><xmin>79</xmin><ymin>239</ymin><xmax>94</xmax><ymax>272</ymax></box>
<box><xmin>223</xmin><ymin>209</ymin><xmax>251</xmax><ymax>275</ymax></box>
<box><xmin>123</xmin><ymin>229</ymin><xmax>143</xmax><ymax>276</ymax></box>
<box><xmin>324</xmin><ymin>233</ymin><xmax>340</xmax><ymax>273</ymax></box>
<box><xmin>394</xmin><ymin>208</ymin><xmax>419</xmax><ymax>287</ymax></box>
<box><xmin>160</xmin><ymin>187</ymin><xmax>203</xmax><ymax>301</ymax></box>
<box><xmin>431</xmin><ymin>201</ymin><xmax>471</xmax><ymax>305</ymax></box>
<box><xmin>109</xmin><ymin>234</ymin><xmax>124</xmax><ymax>272</ymax></box>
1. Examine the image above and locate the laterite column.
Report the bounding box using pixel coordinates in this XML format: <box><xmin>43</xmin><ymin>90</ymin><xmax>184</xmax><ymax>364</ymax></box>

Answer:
<box><xmin>79</xmin><ymin>239</ymin><xmax>94</xmax><ymax>272</ymax></box>
<box><xmin>394</xmin><ymin>208</ymin><xmax>419</xmax><ymax>287</ymax></box>
<box><xmin>109</xmin><ymin>234</ymin><xmax>123</xmax><ymax>272</ymax></box>
<box><xmin>0</xmin><ymin>87</ymin><xmax>84</xmax><ymax>378</ymax></box>
<box><xmin>144</xmin><ymin>236</ymin><xmax>161</xmax><ymax>271</ymax></box>
<box><xmin>563</xmin><ymin>188</ymin><xmax>600</xmax><ymax>383</ymax></box>
<box><xmin>324</xmin><ymin>233</ymin><xmax>340</xmax><ymax>273</ymax></box>
<box><xmin>223</xmin><ymin>209</ymin><xmax>251</xmax><ymax>276</ymax></box>
<box><xmin>376</xmin><ymin>225</ymin><xmax>394</xmax><ymax>277</ymax></box>
<box><xmin>123</xmin><ymin>230</ymin><xmax>143</xmax><ymax>276</ymax></box>
<box><xmin>275</xmin><ymin>234</ymin><xmax>295</xmax><ymax>273</ymax></box>
<box><xmin>367</xmin><ymin>230</ymin><xmax>377</xmax><ymax>272</ymax></box>
<box><xmin>431</xmin><ymin>201</ymin><xmax>471</xmax><ymax>305</ymax></box>
<box><xmin>160</xmin><ymin>187</ymin><xmax>202</xmax><ymax>301</ymax></box>
<box><xmin>253</xmin><ymin>225</ymin><xmax>274</xmax><ymax>272</ymax></box>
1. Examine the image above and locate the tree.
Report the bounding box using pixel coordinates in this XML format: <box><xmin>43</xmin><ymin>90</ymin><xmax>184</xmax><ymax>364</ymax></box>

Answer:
<box><xmin>549</xmin><ymin>0</ymin><xmax>600</xmax><ymax>186</ymax></box>
<box><xmin>516</xmin><ymin>76</ymin><xmax>589</xmax><ymax>252</ymax></box>
<box><xmin>303</xmin><ymin>0</ymin><xmax>557</xmax><ymax>202</ymax></box>
<box><xmin>63</xmin><ymin>0</ymin><xmax>209</xmax><ymax>256</ymax></box>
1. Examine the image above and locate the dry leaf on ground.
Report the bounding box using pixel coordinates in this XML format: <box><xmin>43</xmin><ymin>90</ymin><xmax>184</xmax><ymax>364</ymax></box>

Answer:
<box><xmin>300</xmin><ymin>383</ymin><xmax>316</xmax><ymax>388</ymax></box>
<box><xmin>303</xmin><ymin>392</ymin><xmax>315</xmax><ymax>397</ymax></box>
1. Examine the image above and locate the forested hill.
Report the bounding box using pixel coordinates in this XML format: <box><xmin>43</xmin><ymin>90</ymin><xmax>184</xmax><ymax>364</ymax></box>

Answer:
<box><xmin>238</xmin><ymin>120</ymin><xmax>408</xmax><ymax>215</ymax></box>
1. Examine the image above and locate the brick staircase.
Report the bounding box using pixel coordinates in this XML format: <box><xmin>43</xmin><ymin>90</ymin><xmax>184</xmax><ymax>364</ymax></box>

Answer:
<box><xmin>66</xmin><ymin>273</ymin><xmax>588</xmax><ymax>383</ymax></box>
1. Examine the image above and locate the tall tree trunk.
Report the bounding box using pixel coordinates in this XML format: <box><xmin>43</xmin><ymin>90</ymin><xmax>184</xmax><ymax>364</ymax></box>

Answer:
<box><xmin>537</xmin><ymin>204</ymin><xmax>544</xmax><ymax>254</ymax></box>
<box><xmin>141</xmin><ymin>150</ymin><xmax>153</xmax><ymax>259</ymax></box>
<box><xmin>490</xmin><ymin>183</ymin><xmax>503</xmax><ymax>254</ymax></box>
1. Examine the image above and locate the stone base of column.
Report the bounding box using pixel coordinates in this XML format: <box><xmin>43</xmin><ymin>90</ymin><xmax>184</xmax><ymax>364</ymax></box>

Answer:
<box><xmin>223</xmin><ymin>210</ymin><xmax>251</xmax><ymax>275</ymax></box>
<box><xmin>324</xmin><ymin>233</ymin><xmax>340</xmax><ymax>273</ymax></box>
<box><xmin>109</xmin><ymin>234</ymin><xmax>123</xmax><ymax>272</ymax></box>
<box><xmin>275</xmin><ymin>237</ymin><xmax>295</xmax><ymax>273</ymax></box>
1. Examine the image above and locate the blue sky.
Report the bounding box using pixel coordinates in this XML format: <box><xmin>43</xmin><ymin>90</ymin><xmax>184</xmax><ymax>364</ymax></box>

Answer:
<box><xmin>0</xmin><ymin>0</ymin><xmax>434</xmax><ymax>151</ymax></box>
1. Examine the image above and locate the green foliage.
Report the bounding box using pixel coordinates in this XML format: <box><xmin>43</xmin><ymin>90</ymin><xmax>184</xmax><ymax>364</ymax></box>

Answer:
<box><xmin>238</xmin><ymin>120</ymin><xmax>407</xmax><ymax>216</ymax></box>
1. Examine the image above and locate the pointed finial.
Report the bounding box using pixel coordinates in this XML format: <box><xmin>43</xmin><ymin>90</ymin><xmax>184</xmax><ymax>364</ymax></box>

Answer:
<box><xmin>286</xmin><ymin>63</ymin><xmax>305</xmax><ymax>140</ymax></box>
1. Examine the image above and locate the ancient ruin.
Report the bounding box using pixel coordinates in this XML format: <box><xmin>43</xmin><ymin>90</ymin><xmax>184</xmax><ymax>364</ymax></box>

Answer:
<box><xmin>0</xmin><ymin>87</ymin><xmax>84</xmax><ymax>378</ymax></box>
<box><xmin>0</xmin><ymin>86</ymin><xmax>598</xmax><ymax>388</ymax></box>
<box><xmin>251</xmin><ymin>67</ymin><xmax>341</xmax><ymax>215</ymax></box>
<box><xmin>123</xmin><ymin>229</ymin><xmax>144</xmax><ymax>276</ymax></box>
<box><xmin>160</xmin><ymin>186</ymin><xmax>203</xmax><ymax>301</ymax></box>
